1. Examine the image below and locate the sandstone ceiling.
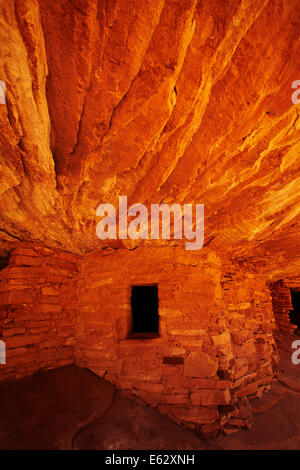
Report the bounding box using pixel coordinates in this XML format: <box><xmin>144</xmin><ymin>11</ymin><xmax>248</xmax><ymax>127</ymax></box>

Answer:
<box><xmin>0</xmin><ymin>0</ymin><xmax>300</xmax><ymax>279</ymax></box>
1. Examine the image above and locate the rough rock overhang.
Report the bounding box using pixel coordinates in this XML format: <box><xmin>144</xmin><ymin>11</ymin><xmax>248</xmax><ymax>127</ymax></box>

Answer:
<box><xmin>0</xmin><ymin>0</ymin><xmax>299</xmax><ymax>280</ymax></box>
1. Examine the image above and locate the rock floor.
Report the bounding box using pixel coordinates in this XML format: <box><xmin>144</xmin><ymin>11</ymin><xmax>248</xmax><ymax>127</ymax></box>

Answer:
<box><xmin>0</xmin><ymin>330</ymin><xmax>300</xmax><ymax>450</ymax></box>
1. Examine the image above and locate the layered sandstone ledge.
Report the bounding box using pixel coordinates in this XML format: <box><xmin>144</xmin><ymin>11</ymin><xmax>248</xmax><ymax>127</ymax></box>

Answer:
<box><xmin>0</xmin><ymin>242</ymin><xmax>278</xmax><ymax>435</ymax></box>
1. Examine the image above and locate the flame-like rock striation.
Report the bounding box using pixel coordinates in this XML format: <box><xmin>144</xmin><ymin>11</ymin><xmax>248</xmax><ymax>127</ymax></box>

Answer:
<box><xmin>1</xmin><ymin>0</ymin><xmax>300</xmax><ymax>435</ymax></box>
<box><xmin>0</xmin><ymin>0</ymin><xmax>300</xmax><ymax>280</ymax></box>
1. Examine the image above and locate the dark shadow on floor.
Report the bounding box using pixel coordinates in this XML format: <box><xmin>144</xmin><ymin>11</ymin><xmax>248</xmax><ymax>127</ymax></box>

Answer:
<box><xmin>1</xmin><ymin>331</ymin><xmax>300</xmax><ymax>450</ymax></box>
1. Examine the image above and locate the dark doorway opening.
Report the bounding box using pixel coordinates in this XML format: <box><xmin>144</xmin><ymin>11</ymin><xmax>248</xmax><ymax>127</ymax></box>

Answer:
<box><xmin>289</xmin><ymin>289</ymin><xmax>300</xmax><ymax>327</ymax></box>
<box><xmin>130</xmin><ymin>285</ymin><xmax>159</xmax><ymax>337</ymax></box>
<box><xmin>0</xmin><ymin>256</ymin><xmax>9</xmax><ymax>271</ymax></box>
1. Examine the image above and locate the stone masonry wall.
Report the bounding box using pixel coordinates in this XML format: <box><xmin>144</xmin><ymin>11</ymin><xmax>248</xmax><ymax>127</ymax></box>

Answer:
<box><xmin>269</xmin><ymin>278</ymin><xmax>300</xmax><ymax>333</ymax></box>
<box><xmin>0</xmin><ymin>243</ymin><xmax>78</xmax><ymax>382</ymax></box>
<box><xmin>75</xmin><ymin>247</ymin><xmax>278</xmax><ymax>435</ymax></box>
<box><xmin>0</xmin><ymin>241</ymin><xmax>278</xmax><ymax>434</ymax></box>
<box><xmin>269</xmin><ymin>280</ymin><xmax>296</xmax><ymax>333</ymax></box>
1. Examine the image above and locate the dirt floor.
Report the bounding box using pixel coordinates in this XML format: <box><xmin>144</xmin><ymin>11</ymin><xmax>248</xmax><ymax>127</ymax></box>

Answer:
<box><xmin>0</xmin><ymin>330</ymin><xmax>300</xmax><ymax>450</ymax></box>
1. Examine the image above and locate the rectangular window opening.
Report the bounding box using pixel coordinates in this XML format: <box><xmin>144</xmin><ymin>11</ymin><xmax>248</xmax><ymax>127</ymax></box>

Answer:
<box><xmin>128</xmin><ymin>285</ymin><xmax>159</xmax><ymax>339</ymax></box>
<box><xmin>289</xmin><ymin>289</ymin><xmax>300</xmax><ymax>328</ymax></box>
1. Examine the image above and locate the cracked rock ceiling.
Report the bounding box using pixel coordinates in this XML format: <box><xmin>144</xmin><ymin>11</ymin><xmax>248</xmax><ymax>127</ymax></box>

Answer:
<box><xmin>0</xmin><ymin>0</ymin><xmax>300</xmax><ymax>279</ymax></box>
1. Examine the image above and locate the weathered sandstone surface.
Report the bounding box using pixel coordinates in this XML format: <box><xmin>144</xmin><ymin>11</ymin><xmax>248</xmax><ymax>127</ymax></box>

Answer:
<box><xmin>0</xmin><ymin>0</ymin><xmax>300</xmax><ymax>436</ymax></box>
<box><xmin>0</xmin><ymin>243</ymin><xmax>277</xmax><ymax>434</ymax></box>
<box><xmin>0</xmin><ymin>0</ymin><xmax>299</xmax><ymax>279</ymax></box>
